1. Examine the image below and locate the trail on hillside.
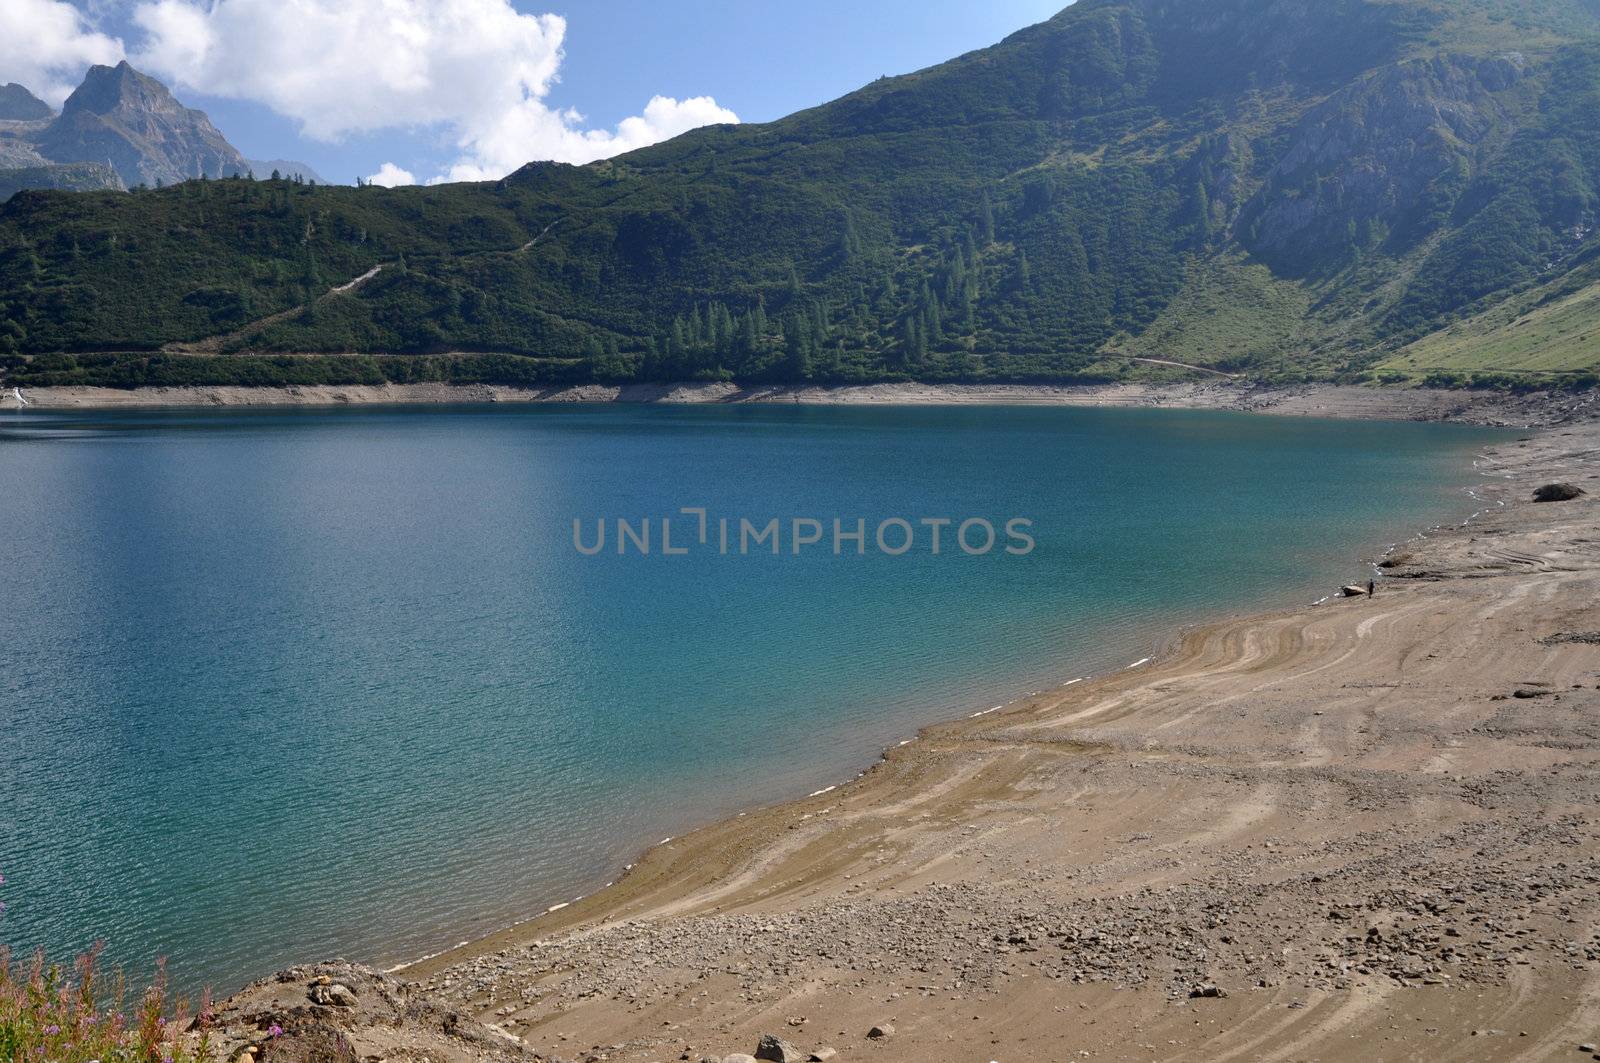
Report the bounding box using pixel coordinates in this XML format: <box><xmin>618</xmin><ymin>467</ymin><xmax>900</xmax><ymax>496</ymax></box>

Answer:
<box><xmin>1120</xmin><ymin>356</ymin><xmax>1241</xmax><ymax>378</ymax></box>
<box><xmin>163</xmin><ymin>213</ymin><xmax>572</xmax><ymax>356</ymax></box>
<box><xmin>164</xmin><ymin>260</ymin><xmax>392</xmax><ymax>354</ymax></box>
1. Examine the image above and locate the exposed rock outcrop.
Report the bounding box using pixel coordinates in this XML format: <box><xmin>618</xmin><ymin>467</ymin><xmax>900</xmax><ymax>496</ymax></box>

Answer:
<box><xmin>201</xmin><ymin>962</ymin><xmax>533</xmax><ymax>1063</ymax></box>
<box><xmin>0</xmin><ymin>163</ymin><xmax>124</xmax><ymax>203</ymax></box>
<box><xmin>1241</xmin><ymin>54</ymin><xmax>1518</xmax><ymax>272</ymax></box>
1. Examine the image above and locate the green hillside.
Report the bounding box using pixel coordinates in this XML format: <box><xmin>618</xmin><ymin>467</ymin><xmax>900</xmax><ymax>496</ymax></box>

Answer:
<box><xmin>1379</xmin><ymin>251</ymin><xmax>1600</xmax><ymax>378</ymax></box>
<box><xmin>3</xmin><ymin>0</ymin><xmax>1600</xmax><ymax>391</ymax></box>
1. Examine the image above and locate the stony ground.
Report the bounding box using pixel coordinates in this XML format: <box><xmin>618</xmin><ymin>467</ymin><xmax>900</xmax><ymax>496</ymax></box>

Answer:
<box><xmin>203</xmin><ymin>404</ymin><xmax>1600</xmax><ymax>1063</ymax></box>
<box><xmin>15</xmin><ymin>381</ymin><xmax>1597</xmax><ymax>430</ymax></box>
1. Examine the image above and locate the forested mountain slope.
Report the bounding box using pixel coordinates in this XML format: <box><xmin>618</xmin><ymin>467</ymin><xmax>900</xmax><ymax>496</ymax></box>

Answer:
<box><xmin>3</xmin><ymin>0</ymin><xmax>1599</xmax><ymax>390</ymax></box>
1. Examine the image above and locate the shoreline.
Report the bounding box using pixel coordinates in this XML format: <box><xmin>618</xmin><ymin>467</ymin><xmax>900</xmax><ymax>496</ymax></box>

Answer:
<box><xmin>197</xmin><ymin>401</ymin><xmax>1600</xmax><ymax>1063</ymax></box>
<box><xmin>383</xmin><ymin>450</ymin><xmax>1501</xmax><ymax>977</ymax></box>
<box><xmin>10</xmin><ymin>379</ymin><xmax>1597</xmax><ymax>428</ymax></box>
<box><xmin>389</xmin><ymin>429</ymin><xmax>1506</xmax><ymax>972</ymax></box>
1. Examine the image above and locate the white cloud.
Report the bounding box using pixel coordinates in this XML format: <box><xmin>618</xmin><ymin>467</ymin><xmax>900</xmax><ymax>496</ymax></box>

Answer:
<box><xmin>128</xmin><ymin>0</ymin><xmax>738</xmax><ymax>182</ymax></box>
<box><xmin>367</xmin><ymin>162</ymin><xmax>417</xmax><ymax>188</ymax></box>
<box><xmin>0</xmin><ymin>0</ymin><xmax>124</xmax><ymax>105</ymax></box>
<box><xmin>440</xmin><ymin>93</ymin><xmax>740</xmax><ymax>182</ymax></box>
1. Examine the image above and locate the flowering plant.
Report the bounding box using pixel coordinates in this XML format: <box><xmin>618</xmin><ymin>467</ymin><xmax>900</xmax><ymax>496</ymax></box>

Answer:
<box><xmin>0</xmin><ymin>873</ymin><xmax>214</xmax><ymax>1063</ymax></box>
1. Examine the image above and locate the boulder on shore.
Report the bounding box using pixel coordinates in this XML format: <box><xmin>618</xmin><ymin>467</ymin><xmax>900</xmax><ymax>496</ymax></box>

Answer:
<box><xmin>754</xmin><ymin>1034</ymin><xmax>807</xmax><ymax>1062</ymax></box>
<box><xmin>1533</xmin><ymin>482</ymin><xmax>1585</xmax><ymax>503</ymax></box>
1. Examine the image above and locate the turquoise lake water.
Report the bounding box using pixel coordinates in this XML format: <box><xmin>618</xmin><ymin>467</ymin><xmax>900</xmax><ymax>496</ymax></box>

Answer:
<box><xmin>0</xmin><ymin>403</ymin><xmax>1501</xmax><ymax>993</ymax></box>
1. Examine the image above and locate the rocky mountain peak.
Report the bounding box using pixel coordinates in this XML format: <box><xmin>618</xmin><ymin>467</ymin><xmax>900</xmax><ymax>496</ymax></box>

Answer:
<box><xmin>37</xmin><ymin>61</ymin><xmax>249</xmax><ymax>187</ymax></box>
<box><xmin>64</xmin><ymin>61</ymin><xmax>182</xmax><ymax>119</ymax></box>
<box><xmin>0</xmin><ymin>83</ymin><xmax>53</xmax><ymax>122</ymax></box>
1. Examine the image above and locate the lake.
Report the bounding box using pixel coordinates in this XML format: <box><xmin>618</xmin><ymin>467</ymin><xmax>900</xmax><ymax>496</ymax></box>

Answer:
<box><xmin>0</xmin><ymin>403</ymin><xmax>1501</xmax><ymax>992</ymax></box>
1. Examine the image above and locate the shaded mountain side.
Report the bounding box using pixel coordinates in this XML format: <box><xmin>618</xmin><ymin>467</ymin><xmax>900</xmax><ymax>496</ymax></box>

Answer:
<box><xmin>249</xmin><ymin>159</ymin><xmax>324</xmax><ymax>184</ymax></box>
<box><xmin>0</xmin><ymin>84</ymin><xmax>53</xmax><ymax>121</ymax></box>
<box><xmin>2</xmin><ymin>0</ymin><xmax>1599</xmax><ymax>390</ymax></box>
<box><xmin>0</xmin><ymin>163</ymin><xmax>124</xmax><ymax>204</ymax></box>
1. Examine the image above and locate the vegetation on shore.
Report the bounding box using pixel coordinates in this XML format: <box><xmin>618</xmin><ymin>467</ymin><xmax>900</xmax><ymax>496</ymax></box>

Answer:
<box><xmin>0</xmin><ymin>875</ymin><xmax>215</xmax><ymax>1063</ymax></box>
<box><xmin>2</xmin><ymin>0</ymin><xmax>1600</xmax><ymax>393</ymax></box>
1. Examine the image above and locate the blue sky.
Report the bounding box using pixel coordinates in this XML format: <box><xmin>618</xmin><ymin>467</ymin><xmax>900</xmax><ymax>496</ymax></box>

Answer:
<box><xmin>8</xmin><ymin>0</ymin><xmax>1066</xmax><ymax>185</ymax></box>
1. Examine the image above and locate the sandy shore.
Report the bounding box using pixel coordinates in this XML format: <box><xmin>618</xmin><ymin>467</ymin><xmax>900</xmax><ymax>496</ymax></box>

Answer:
<box><xmin>200</xmin><ymin>398</ymin><xmax>1600</xmax><ymax>1063</ymax></box>
<box><xmin>13</xmin><ymin>380</ymin><xmax>1596</xmax><ymax>428</ymax></box>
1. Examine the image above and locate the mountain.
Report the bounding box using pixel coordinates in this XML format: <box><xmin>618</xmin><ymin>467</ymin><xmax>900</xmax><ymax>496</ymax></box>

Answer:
<box><xmin>0</xmin><ymin>84</ymin><xmax>52</xmax><ymax>121</ymax></box>
<box><xmin>248</xmin><ymin>159</ymin><xmax>325</xmax><ymax>184</ymax></box>
<box><xmin>33</xmin><ymin>61</ymin><xmax>249</xmax><ymax>188</ymax></box>
<box><xmin>2</xmin><ymin>0</ymin><xmax>1599</xmax><ymax>390</ymax></box>
<box><xmin>0</xmin><ymin>63</ymin><xmax>249</xmax><ymax>203</ymax></box>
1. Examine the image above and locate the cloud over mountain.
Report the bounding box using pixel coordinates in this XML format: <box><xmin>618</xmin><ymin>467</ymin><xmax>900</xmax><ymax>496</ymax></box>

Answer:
<box><xmin>0</xmin><ymin>0</ymin><xmax>124</xmax><ymax>105</ymax></box>
<box><xmin>126</xmin><ymin>0</ymin><xmax>738</xmax><ymax>181</ymax></box>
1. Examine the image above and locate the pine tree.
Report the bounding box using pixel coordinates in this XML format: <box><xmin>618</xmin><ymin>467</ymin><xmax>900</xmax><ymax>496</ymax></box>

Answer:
<box><xmin>784</xmin><ymin>314</ymin><xmax>813</xmax><ymax>381</ymax></box>
<box><xmin>741</xmin><ymin>312</ymin><xmax>759</xmax><ymax>356</ymax></box>
<box><xmin>668</xmin><ymin>317</ymin><xmax>687</xmax><ymax>363</ymax></box>
<box><xmin>924</xmin><ymin>293</ymin><xmax>944</xmax><ymax>344</ymax></box>
<box><xmin>839</xmin><ymin>209</ymin><xmax>862</xmax><ymax>260</ymax></box>
<box><xmin>811</xmin><ymin>301</ymin><xmax>830</xmax><ymax>344</ymax></box>
<box><xmin>944</xmin><ymin>247</ymin><xmax>967</xmax><ymax>304</ymax></box>
<box><xmin>689</xmin><ymin>305</ymin><xmax>705</xmax><ymax>348</ymax></box>
<box><xmin>902</xmin><ymin>317</ymin><xmax>927</xmax><ymax>366</ymax></box>
<box><xmin>978</xmin><ymin>191</ymin><xmax>996</xmax><ymax>246</ymax></box>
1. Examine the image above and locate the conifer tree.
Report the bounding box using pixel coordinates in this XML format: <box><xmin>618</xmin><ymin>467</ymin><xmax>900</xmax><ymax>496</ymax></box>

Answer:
<box><xmin>978</xmin><ymin>190</ymin><xmax>996</xmax><ymax>246</ymax></box>
<box><xmin>839</xmin><ymin>209</ymin><xmax>862</xmax><ymax>260</ymax></box>
<box><xmin>784</xmin><ymin>314</ymin><xmax>812</xmax><ymax>381</ymax></box>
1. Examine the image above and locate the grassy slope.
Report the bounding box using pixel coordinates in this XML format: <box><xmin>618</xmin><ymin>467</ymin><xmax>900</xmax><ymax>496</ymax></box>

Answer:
<box><xmin>1380</xmin><ymin>255</ymin><xmax>1600</xmax><ymax>374</ymax></box>
<box><xmin>1095</xmin><ymin>255</ymin><xmax>1314</xmax><ymax>373</ymax></box>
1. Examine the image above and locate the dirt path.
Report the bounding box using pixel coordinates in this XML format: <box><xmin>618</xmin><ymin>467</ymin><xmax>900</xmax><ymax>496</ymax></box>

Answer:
<box><xmin>162</xmin><ymin>260</ymin><xmax>394</xmax><ymax>354</ymax></box>
<box><xmin>1120</xmin><ymin>355</ymin><xmax>1241</xmax><ymax>378</ymax></box>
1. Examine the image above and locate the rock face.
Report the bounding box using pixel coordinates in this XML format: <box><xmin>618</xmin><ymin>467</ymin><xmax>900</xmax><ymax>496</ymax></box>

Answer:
<box><xmin>1533</xmin><ymin>482</ymin><xmax>1585</xmax><ymax>503</ymax></box>
<box><xmin>1241</xmin><ymin>54</ymin><xmax>1514</xmax><ymax>274</ymax></box>
<box><xmin>34</xmin><ymin>61</ymin><xmax>248</xmax><ymax>187</ymax></box>
<box><xmin>0</xmin><ymin>163</ymin><xmax>124</xmax><ymax>203</ymax></box>
<box><xmin>0</xmin><ymin>83</ymin><xmax>53</xmax><ymax>121</ymax></box>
